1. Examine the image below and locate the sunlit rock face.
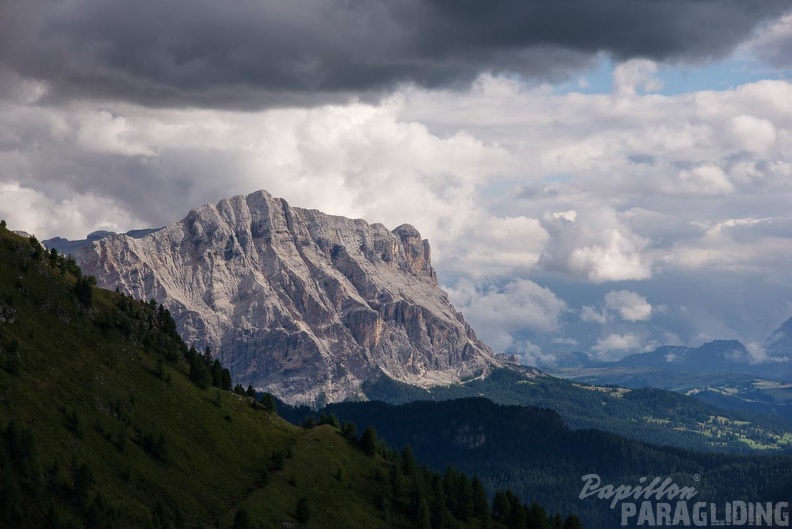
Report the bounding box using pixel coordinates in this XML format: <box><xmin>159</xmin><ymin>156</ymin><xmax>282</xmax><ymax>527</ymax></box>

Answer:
<box><xmin>75</xmin><ymin>190</ymin><xmax>501</xmax><ymax>404</ymax></box>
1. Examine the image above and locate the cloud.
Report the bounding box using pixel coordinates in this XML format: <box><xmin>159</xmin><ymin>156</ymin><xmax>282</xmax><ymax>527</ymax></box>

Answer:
<box><xmin>726</xmin><ymin>115</ymin><xmax>777</xmax><ymax>155</ymax></box>
<box><xmin>604</xmin><ymin>290</ymin><xmax>653</xmax><ymax>321</ymax></box>
<box><xmin>592</xmin><ymin>333</ymin><xmax>644</xmax><ymax>360</ymax></box>
<box><xmin>4</xmin><ymin>64</ymin><xmax>792</xmax><ymax>355</ymax></box>
<box><xmin>539</xmin><ymin>208</ymin><xmax>652</xmax><ymax>282</ymax></box>
<box><xmin>446</xmin><ymin>278</ymin><xmax>568</xmax><ymax>352</ymax></box>
<box><xmin>0</xmin><ymin>98</ymin><xmax>510</xmax><ymax>243</ymax></box>
<box><xmin>613</xmin><ymin>59</ymin><xmax>663</xmax><ymax>96</ymax></box>
<box><xmin>659</xmin><ymin>216</ymin><xmax>792</xmax><ymax>273</ymax></box>
<box><xmin>580</xmin><ymin>305</ymin><xmax>610</xmax><ymax>325</ymax></box>
<box><xmin>744</xmin><ymin>342</ymin><xmax>771</xmax><ymax>364</ymax></box>
<box><xmin>0</xmin><ymin>182</ymin><xmax>144</xmax><ymax>239</ymax></box>
<box><xmin>743</xmin><ymin>11</ymin><xmax>792</xmax><ymax>68</ymax></box>
<box><xmin>509</xmin><ymin>340</ymin><xmax>558</xmax><ymax>367</ymax></box>
<box><xmin>666</xmin><ymin>165</ymin><xmax>735</xmax><ymax>196</ymax></box>
<box><xmin>0</xmin><ymin>0</ymin><xmax>788</xmax><ymax>108</ymax></box>
<box><xmin>4</xmin><ymin>75</ymin><xmax>792</xmax><ymax>295</ymax></box>
<box><xmin>76</xmin><ymin>110</ymin><xmax>155</xmax><ymax>156</ymax></box>
<box><xmin>581</xmin><ymin>290</ymin><xmax>653</xmax><ymax>324</ymax></box>
<box><xmin>442</xmin><ymin>216</ymin><xmax>549</xmax><ymax>277</ymax></box>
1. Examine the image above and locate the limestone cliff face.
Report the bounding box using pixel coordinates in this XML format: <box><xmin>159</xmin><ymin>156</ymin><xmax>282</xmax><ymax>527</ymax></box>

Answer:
<box><xmin>74</xmin><ymin>190</ymin><xmax>500</xmax><ymax>404</ymax></box>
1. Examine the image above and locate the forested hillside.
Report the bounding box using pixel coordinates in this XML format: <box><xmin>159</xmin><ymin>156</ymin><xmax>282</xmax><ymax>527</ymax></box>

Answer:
<box><xmin>282</xmin><ymin>397</ymin><xmax>792</xmax><ymax>528</ymax></box>
<box><xmin>361</xmin><ymin>368</ymin><xmax>792</xmax><ymax>453</ymax></box>
<box><xmin>0</xmin><ymin>224</ymin><xmax>568</xmax><ymax>529</ymax></box>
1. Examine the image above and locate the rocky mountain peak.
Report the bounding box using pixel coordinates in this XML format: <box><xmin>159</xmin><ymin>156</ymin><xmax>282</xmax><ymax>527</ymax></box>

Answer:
<box><xmin>72</xmin><ymin>190</ymin><xmax>501</xmax><ymax>404</ymax></box>
<box><xmin>392</xmin><ymin>223</ymin><xmax>435</xmax><ymax>280</ymax></box>
<box><xmin>764</xmin><ymin>316</ymin><xmax>792</xmax><ymax>357</ymax></box>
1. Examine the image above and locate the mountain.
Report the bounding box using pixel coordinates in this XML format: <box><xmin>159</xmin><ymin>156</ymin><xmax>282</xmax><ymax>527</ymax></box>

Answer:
<box><xmin>45</xmin><ymin>228</ymin><xmax>163</xmax><ymax>255</ymax></box>
<box><xmin>62</xmin><ymin>190</ymin><xmax>501</xmax><ymax>405</ymax></box>
<box><xmin>542</xmin><ymin>335</ymin><xmax>792</xmax><ymax>422</ymax></box>
<box><xmin>545</xmin><ymin>318</ymin><xmax>792</xmax><ymax>379</ymax></box>
<box><xmin>543</xmin><ymin>337</ymin><xmax>792</xmax><ymax>381</ymax></box>
<box><xmin>766</xmin><ymin>315</ymin><xmax>792</xmax><ymax>357</ymax></box>
<box><xmin>281</xmin><ymin>397</ymin><xmax>792</xmax><ymax>529</ymax></box>
<box><xmin>357</xmin><ymin>366</ymin><xmax>792</xmax><ymax>452</ymax></box>
<box><xmin>615</xmin><ymin>340</ymin><xmax>765</xmax><ymax>372</ymax></box>
<box><xmin>49</xmin><ymin>190</ymin><xmax>792</xmax><ymax>450</ymax></box>
<box><xmin>0</xmin><ymin>224</ymin><xmax>553</xmax><ymax>529</ymax></box>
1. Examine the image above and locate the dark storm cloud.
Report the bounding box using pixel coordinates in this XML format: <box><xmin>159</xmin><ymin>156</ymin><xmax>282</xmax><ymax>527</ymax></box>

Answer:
<box><xmin>1</xmin><ymin>0</ymin><xmax>789</xmax><ymax>108</ymax></box>
<box><xmin>746</xmin><ymin>13</ymin><xmax>792</xmax><ymax>68</ymax></box>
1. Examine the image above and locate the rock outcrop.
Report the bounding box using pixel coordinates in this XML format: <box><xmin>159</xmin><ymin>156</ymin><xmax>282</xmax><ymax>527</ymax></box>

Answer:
<box><xmin>73</xmin><ymin>190</ymin><xmax>501</xmax><ymax>404</ymax></box>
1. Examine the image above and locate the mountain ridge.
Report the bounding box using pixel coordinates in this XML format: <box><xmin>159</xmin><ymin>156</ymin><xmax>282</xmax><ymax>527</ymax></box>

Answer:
<box><xmin>542</xmin><ymin>324</ymin><xmax>792</xmax><ymax>422</ymax></box>
<box><xmin>64</xmin><ymin>190</ymin><xmax>502</xmax><ymax>405</ymax></box>
<box><xmin>548</xmin><ymin>333</ymin><xmax>792</xmax><ymax>377</ymax></box>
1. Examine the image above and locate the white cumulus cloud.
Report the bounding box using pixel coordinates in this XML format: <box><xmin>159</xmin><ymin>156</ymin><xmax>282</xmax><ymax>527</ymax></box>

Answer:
<box><xmin>539</xmin><ymin>208</ymin><xmax>652</xmax><ymax>282</ymax></box>
<box><xmin>446</xmin><ymin>278</ymin><xmax>568</xmax><ymax>353</ymax></box>
<box><xmin>581</xmin><ymin>290</ymin><xmax>652</xmax><ymax>323</ymax></box>
<box><xmin>592</xmin><ymin>333</ymin><xmax>644</xmax><ymax>360</ymax></box>
<box><xmin>613</xmin><ymin>59</ymin><xmax>663</xmax><ymax>96</ymax></box>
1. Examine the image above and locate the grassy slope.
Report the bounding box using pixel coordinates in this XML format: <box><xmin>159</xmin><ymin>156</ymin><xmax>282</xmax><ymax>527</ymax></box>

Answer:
<box><xmin>0</xmin><ymin>227</ymin><xmax>396</xmax><ymax>528</ymax></box>
<box><xmin>239</xmin><ymin>425</ymin><xmax>390</xmax><ymax>529</ymax></box>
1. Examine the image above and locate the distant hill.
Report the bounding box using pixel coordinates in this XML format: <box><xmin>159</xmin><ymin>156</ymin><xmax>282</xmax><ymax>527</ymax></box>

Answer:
<box><xmin>354</xmin><ymin>367</ymin><xmax>792</xmax><ymax>453</ymax></box>
<box><xmin>541</xmin><ymin>332</ymin><xmax>792</xmax><ymax>422</ymax></box>
<box><xmin>551</xmin><ymin>339</ymin><xmax>791</xmax><ymax>377</ymax></box>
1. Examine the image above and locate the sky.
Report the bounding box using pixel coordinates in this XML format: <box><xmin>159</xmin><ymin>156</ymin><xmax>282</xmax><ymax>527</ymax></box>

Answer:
<box><xmin>2</xmin><ymin>0</ymin><xmax>792</xmax><ymax>364</ymax></box>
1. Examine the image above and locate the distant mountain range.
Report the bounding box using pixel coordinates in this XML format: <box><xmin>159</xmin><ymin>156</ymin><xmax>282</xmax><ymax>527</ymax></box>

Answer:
<box><xmin>543</xmin><ymin>324</ymin><xmax>792</xmax><ymax>421</ymax></box>
<box><xmin>45</xmin><ymin>227</ymin><xmax>163</xmax><ymax>255</ymax></box>
<box><xmin>46</xmin><ymin>190</ymin><xmax>502</xmax><ymax>405</ymax></box>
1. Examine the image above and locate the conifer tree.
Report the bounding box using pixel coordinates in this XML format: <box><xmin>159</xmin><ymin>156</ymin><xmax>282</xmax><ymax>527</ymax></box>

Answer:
<box><xmin>232</xmin><ymin>508</ymin><xmax>252</xmax><ymax>529</ymax></box>
<box><xmin>211</xmin><ymin>360</ymin><xmax>223</xmax><ymax>388</ymax></box>
<box><xmin>563</xmin><ymin>514</ymin><xmax>584</xmax><ymax>529</ymax></box>
<box><xmin>296</xmin><ymin>497</ymin><xmax>311</xmax><ymax>525</ymax></box>
<box><xmin>361</xmin><ymin>426</ymin><xmax>378</xmax><ymax>456</ymax></box>
<box><xmin>261</xmin><ymin>393</ymin><xmax>276</xmax><ymax>413</ymax></box>
<box><xmin>472</xmin><ymin>476</ymin><xmax>491</xmax><ymax>526</ymax></box>
<box><xmin>492</xmin><ymin>491</ymin><xmax>510</xmax><ymax>524</ymax></box>
<box><xmin>341</xmin><ymin>421</ymin><xmax>356</xmax><ymax>439</ymax></box>
<box><xmin>221</xmin><ymin>369</ymin><xmax>232</xmax><ymax>391</ymax></box>
<box><xmin>402</xmin><ymin>446</ymin><xmax>417</xmax><ymax>477</ymax></box>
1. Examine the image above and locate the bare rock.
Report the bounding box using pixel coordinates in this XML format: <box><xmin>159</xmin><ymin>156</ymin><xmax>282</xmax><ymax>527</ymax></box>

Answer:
<box><xmin>74</xmin><ymin>190</ymin><xmax>501</xmax><ymax>404</ymax></box>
